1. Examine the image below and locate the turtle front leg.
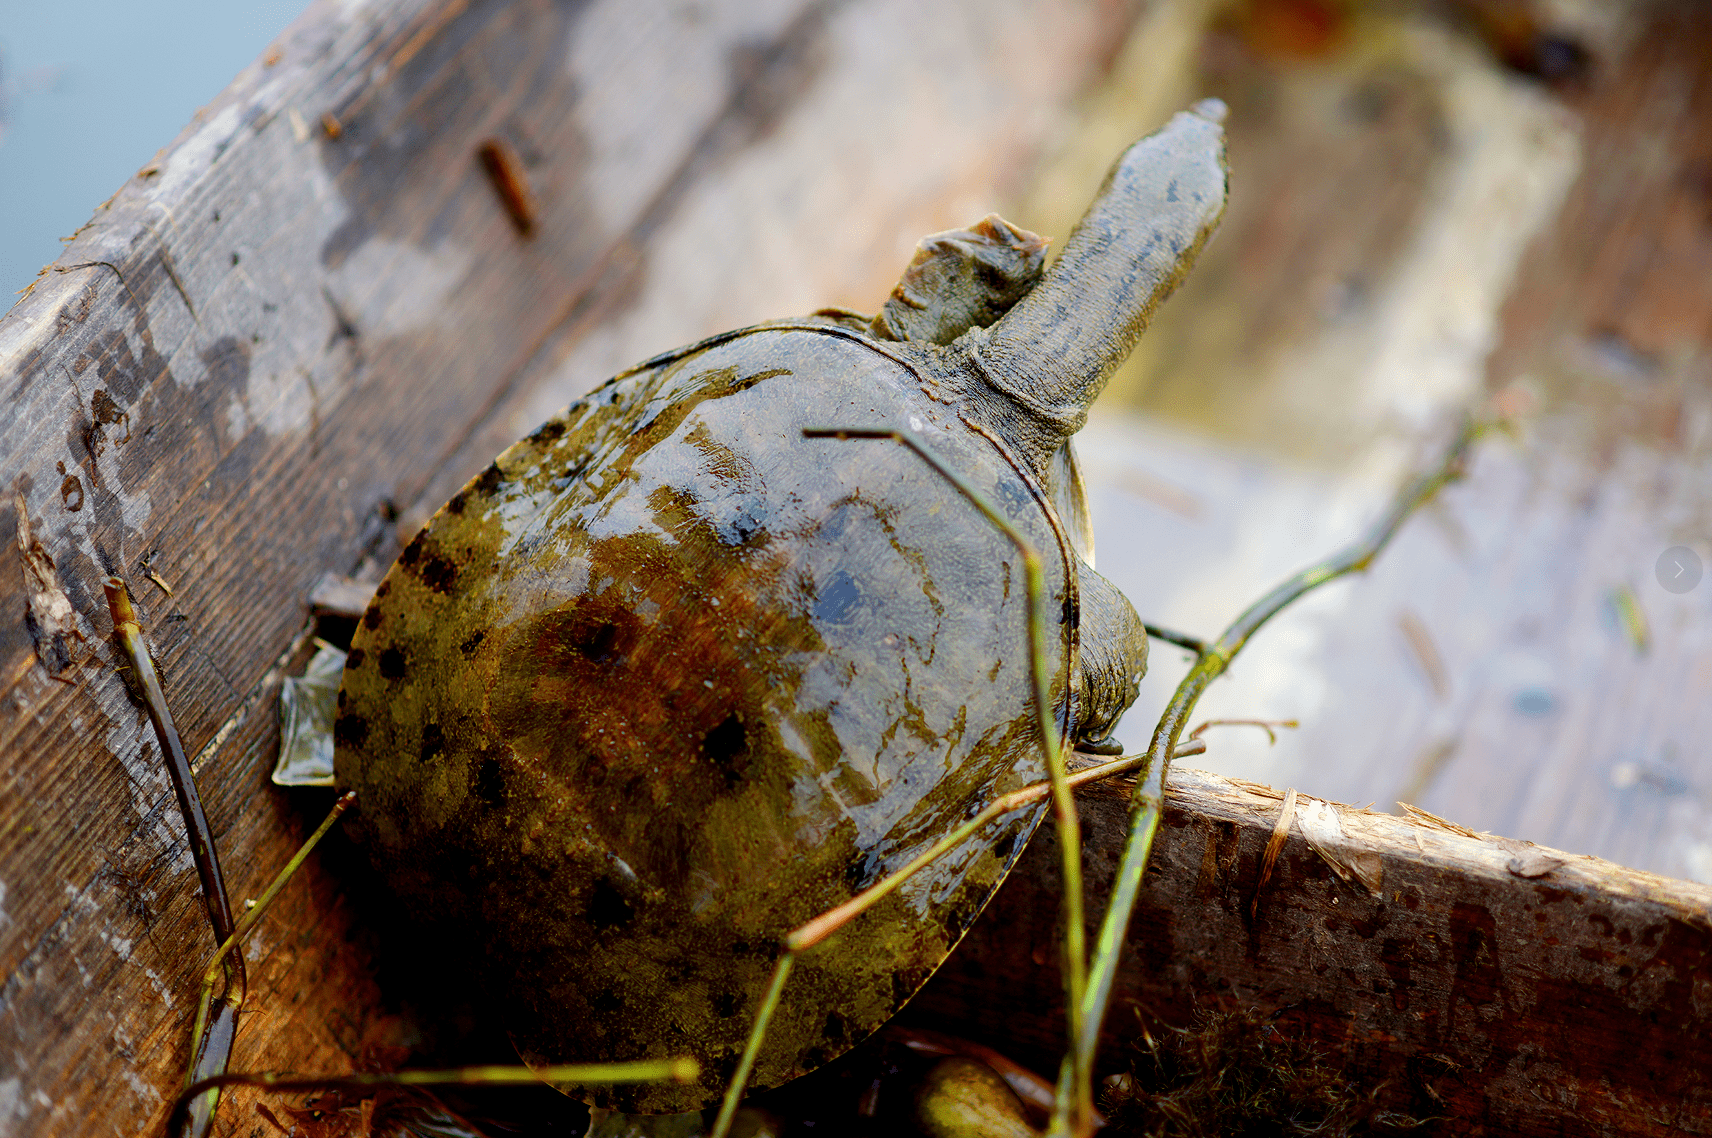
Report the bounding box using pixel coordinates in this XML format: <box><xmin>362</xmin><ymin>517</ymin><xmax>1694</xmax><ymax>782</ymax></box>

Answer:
<box><xmin>1072</xmin><ymin>568</ymin><xmax>1149</xmax><ymax>754</ymax></box>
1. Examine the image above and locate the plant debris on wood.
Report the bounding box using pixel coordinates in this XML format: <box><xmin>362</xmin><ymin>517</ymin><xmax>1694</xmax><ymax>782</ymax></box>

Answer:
<box><xmin>1099</xmin><ymin>1007</ymin><xmax>1429</xmax><ymax>1137</ymax></box>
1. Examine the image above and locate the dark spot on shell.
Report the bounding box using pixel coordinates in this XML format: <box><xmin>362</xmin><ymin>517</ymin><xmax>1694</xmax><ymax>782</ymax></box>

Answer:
<box><xmin>701</xmin><ymin>714</ymin><xmax>748</xmax><ymax>787</ymax></box>
<box><xmin>531</xmin><ymin>419</ymin><xmax>566</xmax><ymax>444</ymax></box>
<box><xmin>399</xmin><ymin>534</ymin><xmax>425</xmax><ymax>567</ymax></box>
<box><xmin>587</xmin><ymin>877</ymin><xmax>634</xmax><ymax>929</ymax></box>
<box><xmin>420</xmin><ymin>722</ymin><xmax>444</xmax><ymax>761</ymax></box>
<box><xmin>803</xmin><ymin>1047</ymin><xmax>830</xmax><ymax>1071</ymax></box>
<box><xmin>459</xmin><ymin>630</ymin><xmax>486</xmax><ymax>656</ymax></box>
<box><xmin>374</xmin><ymin>580</ymin><xmax>390</xmax><ymax>598</ymax></box>
<box><xmin>890</xmin><ymin>965</ymin><xmax>929</xmax><ymax>1008</ymax></box>
<box><xmin>334</xmin><ymin>713</ymin><xmax>369</xmax><ymax>748</ymax></box>
<box><xmin>974</xmin><ymin>259</ymin><xmax>1009</xmax><ymax>290</ymax></box>
<box><xmin>591</xmin><ymin>990</ymin><xmax>622</xmax><ymax>1014</ymax></box>
<box><xmin>475</xmin><ymin>755</ymin><xmax>507</xmax><ymax>808</ymax></box>
<box><xmin>812</xmin><ymin>569</ymin><xmax>861</xmax><ymax>624</ymax></box>
<box><xmin>823</xmin><ymin>1012</ymin><xmax>847</xmax><ymax>1041</ymax></box>
<box><xmin>362</xmin><ymin>607</ymin><xmax>382</xmax><ymax>630</ymax></box>
<box><xmin>475</xmin><ymin>463</ymin><xmax>503</xmax><ymax>495</ymax></box>
<box><xmin>346</xmin><ymin>648</ymin><xmax>366</xmax><ymax>669</ymax></box>
<box><xmin>446</xmin><ymin>491</ymin><xmax>467</xmax><ymax>515</ymax></box>
<box><xmin>336</xmin><ymin>689</ymin><xmax>347</xmax><ymax>710</ymax></box>
<box><xmin>419</xmin><ymin>553</ymin><xmax>457</xmax><ymax>594</ymax></box>
<box><xmin>713</xmin><ymin>990</ymin><xmax>741</xmax><ymax>1018</ymax></box>
<box><xmin>578</xmin><ymin>622</ymin><xmax>623</xmax><ymax>664</ymax></box>
<box><xmin>379</xmin><ymin>647</ymin><xmax>407</xmax><ymax>680</ymax></box>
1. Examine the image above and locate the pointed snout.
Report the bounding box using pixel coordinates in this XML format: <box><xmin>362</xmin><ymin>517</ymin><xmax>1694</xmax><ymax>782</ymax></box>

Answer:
<box><xmin>970</xmin><ymin>101</ymin><xmax>1228</xmax><ymax>462</ymax></box>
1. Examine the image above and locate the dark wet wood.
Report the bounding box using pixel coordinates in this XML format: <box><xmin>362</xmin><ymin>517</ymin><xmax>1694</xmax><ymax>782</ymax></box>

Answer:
<box><xmin>914</xmin><ymin>767</ymin><xmax>1712</xmax><ymax>1136</ymax></box>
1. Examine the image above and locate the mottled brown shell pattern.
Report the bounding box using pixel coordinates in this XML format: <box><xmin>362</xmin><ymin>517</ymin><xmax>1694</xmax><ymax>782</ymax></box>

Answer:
<box><xmin>334</xmin><ymin>322</ymin><xmax>1076</xmax><ymax>1112</ymax></box>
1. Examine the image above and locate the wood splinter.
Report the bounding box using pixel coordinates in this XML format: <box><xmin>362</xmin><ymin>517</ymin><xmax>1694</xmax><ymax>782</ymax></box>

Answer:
<box><xmin>478</xmin><ymin>137</ymin><xmax>538</xmax><ymax>236</ymax></box>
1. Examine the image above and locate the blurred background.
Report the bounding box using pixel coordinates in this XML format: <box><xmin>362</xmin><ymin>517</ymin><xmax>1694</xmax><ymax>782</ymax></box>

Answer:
<box><xmin>6</xmin><ymin>0</ymin><xmax>1708</xmax><ymax>882</ymax></box>
<box><xmin>0</xmin><ymin>2</ymin><xmax>305</xmax><ymax>295</ymax></box>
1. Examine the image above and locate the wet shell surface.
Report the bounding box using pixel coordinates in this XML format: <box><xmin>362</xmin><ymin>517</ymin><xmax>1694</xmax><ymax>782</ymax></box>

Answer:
<box><xmin>336</xmin><ymin>324</ymin><xmax>1075</xmax><ymax>1110</ymax></box>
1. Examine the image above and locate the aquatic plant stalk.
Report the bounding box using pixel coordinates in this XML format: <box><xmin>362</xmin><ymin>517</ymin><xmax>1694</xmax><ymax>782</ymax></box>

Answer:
<box><xmin>105</xmin><ymin>578</ymin><xmax>244</xmax><ymax>1138</ymax></box>
<box><xmin>1075</xmin><ymin>419</ymin><xmax>1481</xmax><ymax>1075</ymax></box>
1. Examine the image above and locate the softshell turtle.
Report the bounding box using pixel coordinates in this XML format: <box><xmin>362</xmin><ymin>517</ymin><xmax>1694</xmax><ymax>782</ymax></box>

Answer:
<box><xmin>334</xmin><ymin>100</ymin><xmax>1228</xmax><ymax>1113</ymax></box>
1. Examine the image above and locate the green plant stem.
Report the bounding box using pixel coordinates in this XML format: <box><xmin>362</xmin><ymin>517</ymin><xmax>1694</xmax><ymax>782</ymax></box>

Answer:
<box><xmin>185</xmin><ymin>791</ymin><xmax>357</xmax><ymax>1117</ymax></box>
<box><xmin>167</xmin><ymin>1058</ymin><xmax>700</xmax><ymax>1136</ymax></box>
<box><xmin>105</xmin><ymin>578</ymin><xmax>244</xmax><ymax>1138</ymax></box>
<box><xmin>1075</xmin><ymin>419</ymin><xmax>1479</xmax><ymax>1074</ymax></box>
<box><xmin>804</xmin><ymin>427</ymin><xmax>1093</xmax><ymax>1133</ymax></box>
<box><xmin>786</xmin><ymin>737</ymin><xmax>1204</xmax><ymax>955</ymax></box>
<box><xmin>1142</xmin><ymin>624</ymin><xmax>1206</xmax><ymax>654</ymax></box>
<box><xmin>710</xmin><ymin>953</ymin><xmax>796</xmax><ymax>1138</ymax></box>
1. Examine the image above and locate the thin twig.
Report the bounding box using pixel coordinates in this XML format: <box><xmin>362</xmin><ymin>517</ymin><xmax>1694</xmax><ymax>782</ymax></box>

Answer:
<box><xmin>1143</xmin><ymin>623</ymin><xmax>1206</xmax><ymax>654</ymax></box>
<box><xmin>710</xmin><ymin>955</ymin><xmax>794</xmax><ymax>1138</ymax></box>
<box><xmin>1188</xmin><ymin>718</ymin><xmax>1299</xmax><ymax>745</ymax></box>
<box><xmin>104</xmin><ymin>578</ymin><xmax>243</xmax><ymax>1138</ymax></box>
<box><xmin>186</xmin><ymin>792</ymin><xmax>357</xmax><ymax>1110</ymax></box>
<box><xmin>785</xmin><ymin>737</ymin><xmax>1205</xmax><ymax>954</ymax></box>
<box><xmin>168</xmin><ymin>1059</ymin><xmax>700</xmax><ymax>1136</ymax></box>
<box><xmin>1397</xmin><ymin>608</ymin><xmax>1449</xmax><ymax>698</ymax></box>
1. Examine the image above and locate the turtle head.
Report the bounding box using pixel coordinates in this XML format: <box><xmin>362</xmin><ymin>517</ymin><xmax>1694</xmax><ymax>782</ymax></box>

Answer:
<box><xmin>868</xmin><ymin>215</ymin><xmax>1049</xmax><ymax>346</ymax></box>
<box><xmin>962</xmin><ymin>100</ymin><xmax>1229</xmax><ymax>475</ymax></box>
<box><xmin>932</xmin><ymin>101</ymin><xmax>1227</xmax><ymax>750</ymax></box>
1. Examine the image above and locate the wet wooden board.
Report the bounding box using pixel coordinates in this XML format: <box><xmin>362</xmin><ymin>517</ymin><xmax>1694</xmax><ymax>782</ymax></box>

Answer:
<box><xmin>0</xmin><ymin>0</ymin><xmax>1145</xmax><ymax>1132</ymax></box>
<box><xmin>914</xmin><ymin>766</ymin><xmax>1712</xmax><ymax>1136</ymax></box>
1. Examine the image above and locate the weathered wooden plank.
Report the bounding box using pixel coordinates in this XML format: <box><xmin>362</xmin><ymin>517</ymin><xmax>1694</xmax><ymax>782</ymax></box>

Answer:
<box><xmin>1</xmin><ymin>0</ymin><xmax>834</xmax><ymax>1119</ymax></box>
<box><xmin>914</xmin><ymin>766</ymin><xmax>1712</xmax><ymax>1136</ymax></box>
<box><xmin>0</xmin><ymin>0</ymin><xmax>1149</xmax><ymax>1133</ymax></box>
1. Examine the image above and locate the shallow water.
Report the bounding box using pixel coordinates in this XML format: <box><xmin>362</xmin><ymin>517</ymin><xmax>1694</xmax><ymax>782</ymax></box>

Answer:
<box><xmin>0</xmin><ymin>2</ymin><xmax>301</xmax><ymax>297</ymax></box>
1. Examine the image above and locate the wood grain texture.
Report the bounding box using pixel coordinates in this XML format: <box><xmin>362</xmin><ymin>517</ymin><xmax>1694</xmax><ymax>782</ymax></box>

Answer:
<box><xmin>913</xmin><ymin>766</ymin><xmax>1712</xmax><ymax>1136</ymax></box>
<box><xmin>0</xmin><ymin>0</ymin><xmax>1145</xmax><ymax>1133</ymax></box>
